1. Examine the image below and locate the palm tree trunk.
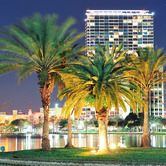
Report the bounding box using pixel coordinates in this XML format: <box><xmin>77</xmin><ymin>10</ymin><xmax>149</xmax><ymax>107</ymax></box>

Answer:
<box><xmin>141</xmin><ymin>89</ymin><xmax>151</xmax><ymax>147</ymax></box>
<box><xmin>39</xmin><ymin>79</ymin><xmax>51</xmax><ymax>151</ymax></box>
<box><xmin>65</xmin><ymin>93</ymin><xmax>74</xmax><ymax>148</ymax></box>
<box><xmin>65</xmin><ymin>114</ymin><xmax>74</xmax><ymax>147</ymax></box>
<box><xmin>97</xmin><ymin>108</ymin><xmax>110</xmax><ymax>153</ymax></box>
<box><xmin>52</xmin><ymin>121</ymin><xmax>55</xmax><ymax>133</ymax></box>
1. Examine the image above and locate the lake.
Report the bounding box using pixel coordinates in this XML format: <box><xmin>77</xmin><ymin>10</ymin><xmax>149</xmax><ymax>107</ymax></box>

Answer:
<box><xmin>0</xmin><ymin>133</ymin><xmax>166</xmax><ymax>152</ymax></box>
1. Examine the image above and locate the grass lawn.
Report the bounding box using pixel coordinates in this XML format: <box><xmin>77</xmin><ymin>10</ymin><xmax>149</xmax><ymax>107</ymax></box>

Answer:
<box><xmin>1</xmin><ymin>148</ymin><xmax>166</xmax><ymax>164</ymax></box>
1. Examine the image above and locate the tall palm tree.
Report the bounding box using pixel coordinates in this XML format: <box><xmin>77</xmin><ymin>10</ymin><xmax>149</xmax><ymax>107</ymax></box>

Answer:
<box><xmin>128</xmin><ymin>47</ymin><xmax>166</xmax><ymax>147</ymax></box>
<box><xmin>0</xmin><ymin>13</ymin><xmax>84</xmax><ymax>151</ymax></box>
<box><xmin>57</xmin><ymin>43</ymin><xmax>144</xmax><ymax>153</ymax></box>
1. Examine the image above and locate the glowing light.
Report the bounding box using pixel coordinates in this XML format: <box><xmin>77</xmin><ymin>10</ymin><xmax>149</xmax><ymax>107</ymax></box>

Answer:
<box><xmin>27</xmin><ymin>126</ymin><xmax>32</xmax><ymax>131</ymax></box>
<box><xmin>91</xmin><ymin>150</ymin><xmax>96</xmax><ymax>153</ymax></box>
<box><xmin>78</xmin><ymin>121</ymin><xmax>84</xmax><ymax>129</ymax></box>
<box><xmin>152</xmin><ymin>135</ymin><xmax>156</xmax><ymax>147</ymax></box>
<box><xmin>90</xmin><ymin>135</ymin><xmax>93</xmax><ymax>147</ymax></box>
<box><xmin>118</xmin><ymin>142</ymin><xmax>126</xmax><ymax>148</ymax></box>
<box><xmin>78</xmin><ymin>134</ymin><xmax>82</xmax><ymax>148</ymax></box>
<box><xmin>49</xmin><ymin>134</ymin><xmax>53</xmax><ymax>148</ymax></box>
<box><xmin>64</xmin><ymin>135</ymin><xmax>68</xmax><ymax>145</ymax></box>
<box><xmin>151</xmin><ymin>123</ymin><xmax>156</xmax><ymax>127</ymax></box>
<box><xmin>110</xmin><ymin>143</ymin><xmax>116</xmax><ymax>149</ymax></box>
<box><xmin>49</xmin><ymin>124</ymin><xmax>53</xmax><ymax>129</ymax></box>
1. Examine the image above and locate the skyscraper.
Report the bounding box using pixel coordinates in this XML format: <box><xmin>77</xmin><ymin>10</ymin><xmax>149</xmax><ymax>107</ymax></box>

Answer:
<box><xmin>85</xmin><ymin>10</ymin><xmax>164</xmax><ymax>118</ymax></box>
<box><xmin>85</xmin><ymin>10</ymin><xmax>154</xmax><ymax>53</ymax></box>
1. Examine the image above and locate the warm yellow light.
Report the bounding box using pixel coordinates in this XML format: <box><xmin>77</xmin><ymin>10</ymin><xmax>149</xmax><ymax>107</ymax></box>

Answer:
<box><xmin>110</xmin><ymin>143</ymin><xmax>116</xmax><ymax>149</ymax></box>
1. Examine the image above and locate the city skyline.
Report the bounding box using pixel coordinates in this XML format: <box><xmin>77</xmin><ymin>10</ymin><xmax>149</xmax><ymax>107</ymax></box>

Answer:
<box><xmin>0</xmin><ymin>0</ymin><xmax>166</xmax><ymax>114</ymax></box>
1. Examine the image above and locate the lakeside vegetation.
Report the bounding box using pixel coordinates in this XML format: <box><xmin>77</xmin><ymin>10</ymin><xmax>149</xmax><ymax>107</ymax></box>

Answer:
<box><xmin>1</xmin><ymin>148</ymin><xmax>166</xmax><ymax>164</ymax></box>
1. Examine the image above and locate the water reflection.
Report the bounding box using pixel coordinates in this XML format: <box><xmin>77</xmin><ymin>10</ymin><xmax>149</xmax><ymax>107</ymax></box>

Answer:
<box><xmin>1</xmin><ymin>133</ymin><xmax>166</xmax><ymax>152</ymax></box>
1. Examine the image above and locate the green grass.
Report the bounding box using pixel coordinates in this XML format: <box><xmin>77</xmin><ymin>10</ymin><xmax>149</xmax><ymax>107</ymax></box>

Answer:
<box><xmin>1</xmin><ymin>148</ymin><xmax>166</xmax><ymax>163</ymax></box>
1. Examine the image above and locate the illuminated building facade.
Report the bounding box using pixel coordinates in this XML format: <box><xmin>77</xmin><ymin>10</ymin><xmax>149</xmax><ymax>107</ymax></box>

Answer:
<box><xmin>85</xmin><ymin>10</ymin><xmax>164</xmax><ymax>118</ymax></box>
<box><xmin>0</xmin><ymin>106</ymin><xmax>43</xmax><ymax>126</ymax></box>
<box><xmin>85</xmin><ymin>10</ymin><xmax>154</xmax><ymax>54</ymax></box>
<box><xmin>80</xmin><ymin>107</ymin><xmax>95</xmax><ymax>120</ymax></box>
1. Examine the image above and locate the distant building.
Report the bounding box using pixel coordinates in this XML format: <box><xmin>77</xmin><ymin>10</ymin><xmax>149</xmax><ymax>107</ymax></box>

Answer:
<box><xmin>0</xmin><ymin>105</ymin><xmax>43</xmax><ymax>126</ymax></box>
<box><xmin>40</xmin><ymin>104</ymin><xmax>65</xmax><ymax>118</ymax></box>
<box><xmin>79</xmin><ymin>107</ymin><xmax>95</xmax><ymax>120</ymax></box>
<box><xmin>0</xmin><ymin>110</ymin><xmax>28</xmax><ymax>123</ymax></box>
<box><xmin>28</xmin><ymin>105</ymin><xmax>43</xmax><ymax>126</ymax></box>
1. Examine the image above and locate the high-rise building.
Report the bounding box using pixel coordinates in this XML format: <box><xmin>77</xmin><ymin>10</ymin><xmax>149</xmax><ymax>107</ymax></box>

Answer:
<box><xmin>85</xmin><ymin>10</ymin><xmax>164</xmax><ymax>118</ymax></box>
<box><xmin>85</xmin><ymin>10</ymin><xmax>154</xmax><ymax>54</ymax></box>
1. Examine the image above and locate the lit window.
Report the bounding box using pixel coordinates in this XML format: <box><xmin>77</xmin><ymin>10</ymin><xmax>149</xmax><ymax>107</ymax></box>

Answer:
<box><xmin>143</xmin><ymin>16</ymin><xmax>152</xmax><ymax>19</ymax></box>
<box><xmin>89</xmin><ymin>16</ymin><xmax>95</xmax><ymax>19</ymax></box>
<box><xmin>133</xmin><ymin>16</ymin><xmax>137</xmax><ymax>19</ymax></box>
<box><xmin>133</xmin><ymin>41</ymin><xmax>138</xmax><ymax>44</ymax></box>
<box><xmin>137</xmin><ymin>20</ymin><xmax>142</xmax><ymax>23</ymax></box>
<box><xmin>114</xmin><ymin>35</ymin><xmax>119</xmax><ymax>38</ymax></box>
<box><xmin>109</xmin><ymin>38</ymin><xmax>114</xmax><ymax>41</ymax></box>
<box><xmin>119</xmin><ymin>32</ymin><xmax>123</xmax><ymax>35</ymax></box>
<box><xmin>114</xmin><ymin>26</ymin><xmax>118</xmax><ymax>29</ymax></box>
<box><xmin>138</xmin><ymin>16</ymin><xmax>142</xmax><ymax>19</ymax></box>
<box><xmin>133</xmin><ymin>29</ymin><xmax>138</xmax><ymax>32</ymax></box>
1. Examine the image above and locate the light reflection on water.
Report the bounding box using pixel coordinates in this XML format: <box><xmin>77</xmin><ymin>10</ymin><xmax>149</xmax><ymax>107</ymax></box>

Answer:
<box><xmin>0</xmin><ymin>133</ymin><xmax>166</xmax><ymax>152</ymax></box>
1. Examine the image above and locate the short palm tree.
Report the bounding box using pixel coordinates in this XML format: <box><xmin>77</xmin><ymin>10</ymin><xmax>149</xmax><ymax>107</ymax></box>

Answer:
<box><xmin>54</xmin><ymin>43</ymin><xmax>87</xmax><ymax>148</ymax></box>
<box><xmin>57</xmin><ymin>43</ymin><xmax>144</xmax><ymax>153</ymax></box>
<box><xmin>0</xmin><ymin>14</ymin><xmax>84</xmax><ymax>150</ymax></box>
<box><xmin>128</xmin><ymin>47</ymin><xmax>166</xmax><ymax>147</ymax></box>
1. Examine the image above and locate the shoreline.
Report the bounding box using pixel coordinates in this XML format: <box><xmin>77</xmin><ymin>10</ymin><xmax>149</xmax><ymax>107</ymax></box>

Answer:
<box><xmin>0</xmin><ymin>131</ymin><xmax>166</xmax><ymax>136</ymax></box>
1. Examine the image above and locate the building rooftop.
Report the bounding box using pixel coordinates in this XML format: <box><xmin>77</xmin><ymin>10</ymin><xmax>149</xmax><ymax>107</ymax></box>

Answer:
<box><xmin>86</xmin><ymin>9</ymin><xmax>154</xmax><ymax>15</ymax></box>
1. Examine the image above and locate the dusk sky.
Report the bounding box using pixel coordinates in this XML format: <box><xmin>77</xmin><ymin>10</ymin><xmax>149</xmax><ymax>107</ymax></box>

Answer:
<box><xmin>0</xmin><ymin>0</ymin><xmax>166</xmax><ymax>114</ymax></box>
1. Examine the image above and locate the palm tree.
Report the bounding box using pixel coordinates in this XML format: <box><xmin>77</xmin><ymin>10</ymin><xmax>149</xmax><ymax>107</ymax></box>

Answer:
<box><xmin>57</xmin><ymin>43</ymin><xmax>144</xmax><ymax>153</ymax></box>
<box><xmin>0</xmin><ymin>14</ymin><xmax>84</xmax><ymax>150</ymax></box>
<box><xmin>128</xmin><ymin>47</ymin><xmax>166</xmax><ymax>147</ymax></box>
<box><xmin>55</xmin><ymin>47</ymin><xmax>86</xmax><ymax>148</ymax></box>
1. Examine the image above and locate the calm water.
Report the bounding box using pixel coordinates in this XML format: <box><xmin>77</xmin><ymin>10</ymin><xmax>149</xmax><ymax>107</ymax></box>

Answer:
<box><xmin>0</xmin><ymin>133</ymin><xmax>166</xmax><ymax>152</ymax></box>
